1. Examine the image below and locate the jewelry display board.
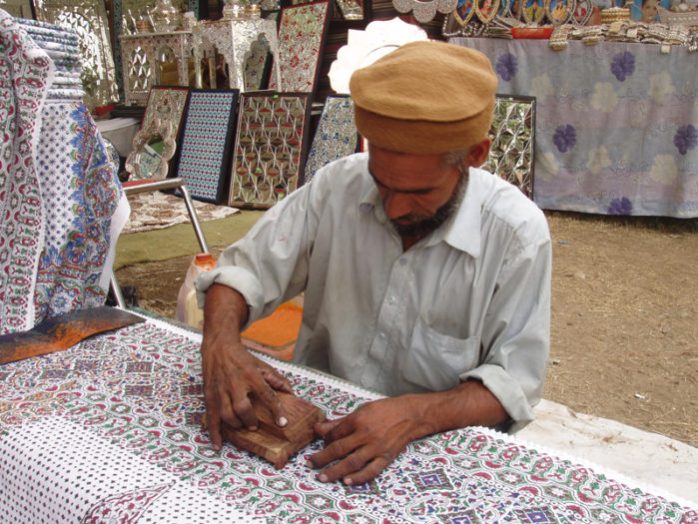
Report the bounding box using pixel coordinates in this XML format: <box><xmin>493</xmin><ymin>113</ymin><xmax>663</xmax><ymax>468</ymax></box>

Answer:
<box><xmin>125</xmin><ymin>86</ymin><xmax>189</xmax><ymax>181</ymax></box>
<box><xmin>303</xmin><ymin>95</ymin><xmax>359</xmax><ymax>184</ymax></box>
<box><xmin>120</xmin><ymin>30</ymin><xmax>193</xmax><ymax>106</ymax></box>
<box><xmin>192</xmin><ymin>17</ymin><xmax>282</xmax><ymax>92</ymax></box>
<box><xmin>0</xmin><ymin>0</ymin><xmax>33</xmax><ymax>18</ymax></box>
<box><xmin>268</xmin><ymin>1</ymin><xmax>330</xmax><ymax>93</ymax></box>
<box><xmin>481</xmin><ymin>94</ymin><xmax>536</xmax><ymax>199</ymax></box>
<box><xmin>33</xmin><ymin>0</ymin><xmax>118</xmax><ymax>108</ymax></box>
<box><xmin>173</xmin><ymin>89</ymin><xmax>240</xmax><ymax>204</ymax></box>
<box><xmin>229</xmin><ymin>93</ymin><xmax>311</xmax><ymax>209</ymax></box>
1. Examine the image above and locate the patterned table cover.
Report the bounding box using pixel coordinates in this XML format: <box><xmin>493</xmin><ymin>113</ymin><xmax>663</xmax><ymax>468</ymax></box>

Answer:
<box><xmin>450</xmin><ymin>37</ymin><xmax>698</xmax><ymax>218</ymax></box>
<box><xmin>1</xmin><ymin>316</ymin><xmax>696</xmax><ymax>523</ymax></box>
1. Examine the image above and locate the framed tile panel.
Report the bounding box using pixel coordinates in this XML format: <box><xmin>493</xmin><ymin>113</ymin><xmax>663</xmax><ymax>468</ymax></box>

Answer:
<box><xmin>173</xmin><ymin>89</ymin><xmax>239</xmax><ymax>204</ymax></box>
<box><xmin>303</xmin><ymin>95</ymin><xmax>359</xmax><ymax>184</ymax></box>
<box><xmin>268</xmin><ymin>1</ymin><xmax>330</xmax><ymax>94</ymax></box>
<box><xmin>229</xmin><ymin>92</ymin><xmax>311</xmax><ymax>209</ymax></box>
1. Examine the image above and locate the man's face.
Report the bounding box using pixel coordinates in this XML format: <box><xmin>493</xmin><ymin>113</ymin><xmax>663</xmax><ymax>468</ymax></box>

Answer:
<box><xmin>367</xmin><ymin>145</ymin><xmax>466</xmax><ymax>239</ymax></box>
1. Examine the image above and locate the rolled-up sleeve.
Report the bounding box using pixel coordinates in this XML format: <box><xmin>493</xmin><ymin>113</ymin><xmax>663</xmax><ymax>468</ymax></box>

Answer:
<box><xmin>195</xmin><ymin>181</ymin><xmax>320</xmax><ymax>328</ymax></box>
<box><xmin>460</xmin><ymin>234</ymin><xmax>552</xmax><ymax>432</ymax></box>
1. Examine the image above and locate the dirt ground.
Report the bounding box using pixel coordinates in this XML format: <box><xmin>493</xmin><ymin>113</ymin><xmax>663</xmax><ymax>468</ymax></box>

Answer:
<box><xmin>115</xmin><ymin>211</ymin><xmax>698</xmax><ymax>448</ymax></box>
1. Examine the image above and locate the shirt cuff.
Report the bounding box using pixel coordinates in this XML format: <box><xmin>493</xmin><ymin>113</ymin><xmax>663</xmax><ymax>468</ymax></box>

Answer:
<box><xmin>195</xmin><ymin>266</ymin><xmax>265</xmax><ymax>328</ymax></box>
<box><xmin>460</xmin><ymin>364</ymin><xmax>536</xmax><ymax>432</ymax></box>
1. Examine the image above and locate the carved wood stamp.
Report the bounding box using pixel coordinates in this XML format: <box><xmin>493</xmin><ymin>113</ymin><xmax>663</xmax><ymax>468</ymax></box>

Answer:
<box><xmin>218</xmin><ymin>393</ymin><xmax>326</xmax><ymax>469</ymax></box>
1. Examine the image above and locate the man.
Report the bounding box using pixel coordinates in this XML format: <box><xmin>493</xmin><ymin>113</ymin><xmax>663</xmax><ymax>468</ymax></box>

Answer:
<box><xmin>197</xmin><ymin>40</ymin><xmax>551</xmax><ymax>486</ymax></box>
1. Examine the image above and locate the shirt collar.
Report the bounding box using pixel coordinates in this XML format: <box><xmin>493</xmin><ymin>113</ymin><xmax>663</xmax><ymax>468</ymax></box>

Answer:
<box><xmin>358</xmin><ymin>167</ymin><xmax>484</xmax><ymax>258</ymax></box>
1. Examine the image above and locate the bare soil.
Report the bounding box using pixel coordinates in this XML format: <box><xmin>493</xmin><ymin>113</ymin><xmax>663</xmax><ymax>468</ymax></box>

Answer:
<box><xmin>115</xmin><ymin>211</ymin><xmax>698</xmax><ymax>448</ymax></box>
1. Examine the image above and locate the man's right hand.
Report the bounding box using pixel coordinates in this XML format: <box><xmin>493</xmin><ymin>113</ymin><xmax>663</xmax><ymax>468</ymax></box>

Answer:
<box><xmin>200</xmin><ymin>284</ymin><xmax>292</xmax><ymax>450</ymax></box>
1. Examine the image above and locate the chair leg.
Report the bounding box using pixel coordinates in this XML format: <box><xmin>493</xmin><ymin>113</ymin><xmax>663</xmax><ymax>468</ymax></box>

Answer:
<box><xmin>110</xmin><ymin>271</ymin><xmax>127</xmax><ymax>309</ymax></box>
<box><xmin>179</xmin><ymin>184</ymin><xmax>210</xmax><ymax>253</ymax></box>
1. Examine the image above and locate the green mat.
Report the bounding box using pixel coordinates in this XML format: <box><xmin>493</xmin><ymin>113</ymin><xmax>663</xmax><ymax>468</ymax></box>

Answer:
<box><xmin>115</xmin><ymin>210</ymin><xmax>264</xmax><ymax>269</ymax></box>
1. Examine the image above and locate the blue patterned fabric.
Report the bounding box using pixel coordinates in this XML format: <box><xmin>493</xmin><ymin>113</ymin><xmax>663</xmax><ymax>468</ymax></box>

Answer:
<box><xmin>175</xmin><ymin>89</ymin><xmax>239</xmax><ymax>204</ymax></box>
<box><xmin>451</xmin><ymin>37</ymin><xmax>698</xmax><ymax>218</ymax></box>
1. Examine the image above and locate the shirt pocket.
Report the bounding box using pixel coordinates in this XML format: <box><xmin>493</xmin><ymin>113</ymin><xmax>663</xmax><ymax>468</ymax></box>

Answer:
<box><xmin>401</xmin><ymin>317</ymin><xmax>480</xmax><ymax>392</ymax></box>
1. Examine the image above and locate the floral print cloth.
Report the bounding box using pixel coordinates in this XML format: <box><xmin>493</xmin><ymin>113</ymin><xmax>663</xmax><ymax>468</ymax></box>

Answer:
<box><xmin>0</xmin><ymin>10</ymin><xmax>54</xmax><ymax>334</ymax></box>
<box><xmin>0</xmin><ymin>10</ymin><xmax>127</xmax><ymax>334</ymax></box>
<box><xmin>451</xmin><ymin>37</ymin><xmax>698</xmax><ymax>217</ymax></box>
<box><xmin>1</xmin><ymin>317</ymin><xmax>695</xmax><ymax>523</ymax></box>
<box><xmin>33</xmin><ymin>101</ymin><xmax>128</xmax><ymax>323</ymax></box>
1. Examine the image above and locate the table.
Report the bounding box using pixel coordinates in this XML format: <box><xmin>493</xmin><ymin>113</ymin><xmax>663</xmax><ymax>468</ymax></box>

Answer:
<box><xmin>450</xmin><ymin>37</ymin><xmax>698</xmax><ymax>218</ymax></box>
<box><xmin>1</xmin><ymin>315</ymin><xmax>695</xmax><ymax>522</ymax></box>
<box><xmin>96</xmin><ymin>117</ymin><xmax>140</xmax><ymax>156</ymax></box>
<box><xmin>120</xmin><ymin>30</ymin><xmax>193</xmax><ymax>105</ymax></box>
<box><xmin>192</xmin><ymin>18</ymin><xmax>282</xmax><ymax>92</ymax></box>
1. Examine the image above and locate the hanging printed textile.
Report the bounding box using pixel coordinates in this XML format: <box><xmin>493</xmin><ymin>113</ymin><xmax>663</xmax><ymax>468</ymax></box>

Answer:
<box><xmin>303</xmin><ymin>95</ymin><xmax>359</xmax><ymax>184</ymax></box>
<box><xmin>173</xmin><ymin>89</ymin><xmax>239</xmax><ymax>204</ymax></box>
<box><xmin>33</xmin><ymin>102</ymin><xmax>128</xmax><ymax>323</ymax></box>
<box><xmin>229</xmin><ymin>93</ymin><xmax>311</xmax><ymax>208</ymax></box>
<box><xmin>268</xmin><ymin>1</ymin><xmax>330</xmax><ymax>93</ymax></box>
<box><xmin>0</xmin><ymin>11</ymin><xmax>53</xmax><ymax>335</ymax></box>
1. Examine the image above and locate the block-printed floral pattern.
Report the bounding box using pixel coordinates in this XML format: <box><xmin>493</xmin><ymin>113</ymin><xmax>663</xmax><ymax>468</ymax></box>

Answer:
<box><xmin>0</xmin><ymin>11</ymin><xmax>53</xmax><ymax>335</ymax></box>
<box><xmin>268</xmin><ymin>1</ymin><xmax>330</xmax><ymax>93</ymax></box>
<box><xmin>33</xmin><ymin>102</ymin><xmax>125</xmax><ymax>324</ymax></box>
<box><xmin>0</xmin><ymin>319</ymin><xmax>696</xmax><ymax>523</ymax></box>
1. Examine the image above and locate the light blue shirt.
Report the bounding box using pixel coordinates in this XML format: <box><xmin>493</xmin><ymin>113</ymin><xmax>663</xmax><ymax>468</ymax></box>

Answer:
<box><xmin>197</xmin><ymin>153</ymin><xmax>552</xmax><ymax>430</ymax></box>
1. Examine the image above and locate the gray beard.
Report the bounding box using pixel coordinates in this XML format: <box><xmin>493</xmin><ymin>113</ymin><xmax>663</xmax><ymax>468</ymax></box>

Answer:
<box><xmin>391</xmin><ymin>174</ymin><xmax>467</xmax><ymax>239</ymax></box>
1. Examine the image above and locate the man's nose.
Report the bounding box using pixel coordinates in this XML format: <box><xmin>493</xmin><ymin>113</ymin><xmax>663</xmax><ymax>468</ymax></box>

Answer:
<box><xmin>382</xmin><ymin>191</ymin><xmax>411</xmax><ymax>221</ymax></box>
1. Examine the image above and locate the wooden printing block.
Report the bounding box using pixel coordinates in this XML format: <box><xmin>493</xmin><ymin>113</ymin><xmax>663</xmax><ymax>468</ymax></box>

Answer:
<box><xmin>219</xmin><ymin>393</ymin><xmax>326</xmax><ymax>469</ymax></box>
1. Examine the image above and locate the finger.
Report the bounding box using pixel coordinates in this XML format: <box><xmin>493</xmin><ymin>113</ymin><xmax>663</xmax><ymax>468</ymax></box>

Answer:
<box><xmin>203</xmin><ymin>389</ymin><xmax>223</xmax><ymax>450</ymax></box>
<box><xmin>314</xmin><ymin>418</ymin><xmax>342</xmax><ymax>439</ymax></box>
<box><xmin>231</xmin><ymin>387</ymin><xmax>258</xmax><ymax>429</ymax></box>
<box><xmin>218</xmin><ymin>386</ymin><xmax>242</xmax><ymax>429</ymax></box>
<box><xmin>342</xmin><ymin>455</ymin><xmax>393</xmax><ymax>486</ymax></box>
<box><xmin>316</xmin><ymin>447</ymin><xmax>373</xmax><ymax>483</ymax></box>
<box><xmin>260</xmin><ymin>368</ymin><xmax>293</xmax><ymax>394</ymax></box>
<box><xmin>317</xmin><ymin>417</ymin><xmax>354</xmax><ymax>443</ymax></box>
<box><xmin>309</xmin><ymin>434</ymin><xmax>359</xmax><ymax>469</ymax></box>
<box><xmin>249</xmin><ymin>372</ymin><xmax>288</xmax><ymax>427</ymax></box>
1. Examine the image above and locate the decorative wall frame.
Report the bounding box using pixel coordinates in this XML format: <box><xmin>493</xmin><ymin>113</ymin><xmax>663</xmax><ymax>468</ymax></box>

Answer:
<box><xmin>125</xmin><ymin>86</ymin><xmax>189</xmax><ymax>181</ymax></box>
<box><xmin>268</xmin><ymin>1</ymin><xmax>330</xmax><ymax>94</ymax></box>
<box><xmin>120</xmin><ymin>30</ymin><xmax>193</xmax><ymax>106</ymax></box>
<box><xmin>475</xmin><ymin>0</ymin><xmax>502</xmax><ymax>22</ymax></box>
<box><xmin>521</xmin><ymin>0</ymin><xmax>548</xmax><ymax>23</ymax></box>
<box><xmin>481</xmin><ymin>94</ymin><xmax>536</xmax><ymax>199</ymax></box>
<box><xmin>392</xmin><ymin>0</ymin><xmax>458</xmax><ymax>23</ymax></box>
<box><xmin>33</xmin><ymin>0</ymin><xmax>118</xmax><ymax>108</ymax></box>
<box><xmin>546</xmin><ymin>0</ymin><xmax>575</xmax><ymax>24</ymax></box>
<box><xmin>192</xmin><ymin>17</ymin><xmax>282</xmax><ymax>92</ymax></box>
<box><xmin>173</xmin><ymin>89</ymin><xmax>239</xmax><ymax>204</ymax></box>
<box><xmin>229</xmin><ymin>92</ymin><xmax>311</xmax><ymax>209</ymax></box>
<box><xmin>112</xmin><ymin>0</ymin><xmax>198</xmax><ymax>98</ymax></box>
<box><xmin>303</xmin><ymin>95</ymin><xmax>359</xmax><ymax>184</ymax></box>
<box><xmin>0</xmin><ymin>0</ymin><xmax>34</xmax><ymax>18</ymax></box>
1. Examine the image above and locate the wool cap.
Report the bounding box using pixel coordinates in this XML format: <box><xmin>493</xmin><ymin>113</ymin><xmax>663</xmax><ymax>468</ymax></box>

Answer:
<box><xmin>349</xmin><ymin>40</ymin><xmax>498</xmax><ymax>155</ymax></box>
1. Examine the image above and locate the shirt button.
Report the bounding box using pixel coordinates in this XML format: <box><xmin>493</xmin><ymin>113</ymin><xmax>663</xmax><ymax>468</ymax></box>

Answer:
<box><xmin>388</xmin><ymin>296</ymin><xmax>396</xmax><ymax>304</ymax></box>
<box><xmin>399</xmin><ymin>257</ymin><xmax>407</xmax><ymax>266</ymax></box>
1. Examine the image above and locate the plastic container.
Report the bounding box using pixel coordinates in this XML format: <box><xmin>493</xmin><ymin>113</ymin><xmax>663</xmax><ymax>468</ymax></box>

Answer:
<box><xmin>176</xmin><ymin>253</ymin><xmax>216</xmax><ymax>330</ymax></box>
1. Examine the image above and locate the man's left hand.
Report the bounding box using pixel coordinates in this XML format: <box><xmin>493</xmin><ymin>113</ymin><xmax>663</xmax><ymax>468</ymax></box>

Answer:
<box><xmin>307</xmin><ymin>396</ymin><xmax>427</xmax><ymax>485</ymax></box>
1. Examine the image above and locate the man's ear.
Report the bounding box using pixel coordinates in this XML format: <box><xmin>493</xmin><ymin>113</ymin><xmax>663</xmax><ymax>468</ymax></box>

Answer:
<box><xmin>466</xmin><ymin>138</ymin><xmax>492</xmax><ymax>168</ymax></box>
